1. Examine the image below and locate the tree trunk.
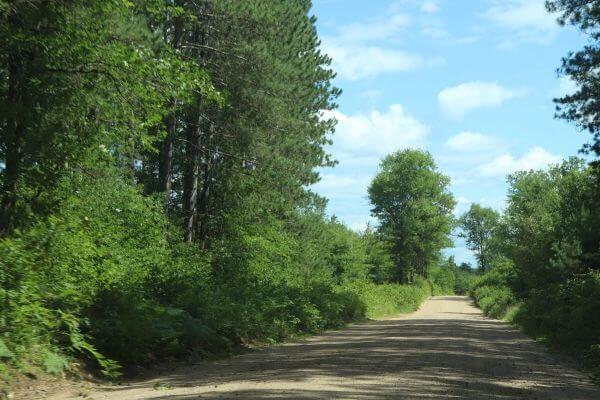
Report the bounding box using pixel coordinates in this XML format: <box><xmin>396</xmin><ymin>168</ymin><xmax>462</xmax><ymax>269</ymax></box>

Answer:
<box><xmin>129</xmin><ymin>138</ymin><xmax>137</xmax><ymax>183</ymax></box>
<box><xmin>182</xmin><ymin>8</ymin><xmax>210</xmax><ymax>244</ymax></box>
<box><xmin>158</xmin><ymin>6</ymin><xmax>183</xmax><ymax>210</ymax></box>
<box><xmin>183</xmin><ymin>112</ymin><xmax>202</xmax><ymax>243</ymax></box>
<box><xmin>0</xmin><ymin>135</ymin><xmax>23</xmax><ymax>236</ymax></box>
<box><xmin>159</xmin><ymin>110</ymin><xmax>176</xmax><ymax>207</ymax></box>
<box><xmin>0</xmin><ymin>51</ymin><xmax>25</xmax><ymax>236</ymax></box>
<box><xmin>197</xmin><ymin>141</ymin><xmax>212</xmax><ymax>248</ymax></box>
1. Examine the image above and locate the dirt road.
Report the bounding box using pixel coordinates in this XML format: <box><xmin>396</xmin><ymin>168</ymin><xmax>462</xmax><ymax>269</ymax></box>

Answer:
<box><xmin>49</xmin><ymin>296</ymin><xmax>599</xmax><ymax>399</ymax></box>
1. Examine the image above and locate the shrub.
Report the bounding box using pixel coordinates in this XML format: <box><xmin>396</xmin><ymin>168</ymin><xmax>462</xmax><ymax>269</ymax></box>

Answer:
<box><xmin>515</xmin><ymin>271</ymin><xmax>600</xmax><ymax>367</ymax></box>
<box><xmin>346</xmin><ymin>279</ymin><xmax>431</xmax><ymax>319</ymax></box>
<box><xmin>428</xmin><ymin>266</ymin><xmax>456</xmax><ymax>295</ymax></box>
<box><xmin>472</xmin><ymin>285</ymin><xmax>516</xmax><ymax>319</ymax></box>
<box><xmin>454</xmin><ymin>270</ymin><xmax>475</xmax><ymax>295</ymax></box>
<box><xmin>0</xmin><ymin>169</ymin><xmax>434</xmax><ymax>381</ymax></box>
<box><xmin>469</xmin><ymin>258</ymin><xmax>519</xmax><ymax>319</ymax></box>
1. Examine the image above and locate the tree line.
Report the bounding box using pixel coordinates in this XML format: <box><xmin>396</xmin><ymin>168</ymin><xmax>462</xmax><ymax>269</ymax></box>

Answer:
<box><xmin>1</xmin><ymin>0</ymin><xmax>597</xmax><ymax>385</ymax></box>
<box><xmin>0</xmin><ymin>1</ymin><xmax>459</xmax><ymax>380</ymax></box>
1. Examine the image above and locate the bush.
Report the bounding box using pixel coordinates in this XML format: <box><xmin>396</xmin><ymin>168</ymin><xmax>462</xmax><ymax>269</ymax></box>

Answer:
<box><xmin>514</xmin><ymin>271</ymin><xmax>600</xmax><ymax>369</ymax></box>
<box><xmin>469</xmin><ymin>259</ymin><xmax>519</xmax><ymax>319</ymax></box>
<box><xmin>428</xmin><ymin>266</ymin><xmax>455</xmax><ymax>295</ymax></box>
<box><xmin>472</xmin><ymin>285</ymin><xmax>516</xmax><ymax>319</ymax></box>
<box><xmin>0</xmin><ymin>169</ymin><xmax>434</xmax><ymax>382</ymax></box>
<box><xmin>469</xmin><ymin>264</ymin><xmax>600</xmax><ymax>378</ymax></box>
<box><xmin>454</xmin><ymin>270</ymin><xmax>475</xmax><ymax>295</ymax></box>
<box><xmin>0</xmin><ymin>170</ymin><xmax>169</xmax><ymax>375</ymax></box>
<box><xmin>346</xmin><ymin>279</ymin><xmax>431</xmax><ymax>319</ymax></box>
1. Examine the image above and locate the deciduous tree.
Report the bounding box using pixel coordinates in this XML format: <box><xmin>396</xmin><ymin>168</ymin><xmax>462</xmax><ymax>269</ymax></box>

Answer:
<box><xmin>459</xmin><ymin>204</ymin><xmax>501</xmax><ymax>272</ymax></box>
<box><xmin>368</xmin><ymin>150</ymin><xmax>455</xmax><ymax>282</ymax></box>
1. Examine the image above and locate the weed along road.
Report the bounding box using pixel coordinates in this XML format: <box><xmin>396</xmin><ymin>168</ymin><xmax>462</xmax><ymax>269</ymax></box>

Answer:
<box><xmin>51</xmin><ymin>296</ymin><xmax>600</xmax><ymax>400</ymax></box>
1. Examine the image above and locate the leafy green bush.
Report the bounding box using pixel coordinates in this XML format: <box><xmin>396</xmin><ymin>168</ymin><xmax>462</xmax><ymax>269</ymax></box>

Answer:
<box><xmin>514</xmin><ymin>271</ymin><xmax>600</xmax><ymax>369</ymax></box>
<box><xmin>469</xmin><ymin>259</ymin><xmax>518</xmax><ymax>319</ymax></box>
<box><xmin>428</xmin><ymin>266</ymin><xmax>456</xmax><ymax>295</ymax></box>
<box><xmin>346</xmin><ymin>279</ymin><xmax>431</xmax><ymax>319</ymax></box>
<box><xmin>0</xmin><ymin>168</ymin><xmax>435</xmax><ymax>381</ymax></box>
<box><xmin>472</xmin><ymin>285</ymin><xmax>516</xmax><ymax>319</ymax></box>
<box><xmin>0</xmin><ymin>169</ymin><xmax>169</xmax><ymax>375</ymax></box>
<box><xmin>454</xmin><ymin>269</ymin><xmax>475</xmax><ymax>295</ymax></box>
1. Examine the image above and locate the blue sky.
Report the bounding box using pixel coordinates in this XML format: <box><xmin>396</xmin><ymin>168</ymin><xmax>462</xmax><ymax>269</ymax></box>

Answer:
<box><xmin>310</xmin><ymin>0</ymin><xmax>587</xmax><ymax>265</ymax></box>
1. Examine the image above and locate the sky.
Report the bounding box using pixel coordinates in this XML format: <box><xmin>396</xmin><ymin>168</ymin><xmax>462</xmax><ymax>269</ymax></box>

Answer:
<box><xmin>310</xmin><ymin>0</ymin><xmax>587</xmax><ymax>265</ymax></box>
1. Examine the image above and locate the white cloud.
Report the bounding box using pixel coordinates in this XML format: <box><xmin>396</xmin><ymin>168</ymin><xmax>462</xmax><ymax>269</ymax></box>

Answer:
<box><xmin>445</xmin><ymin>132</ymin><xmax>501</xmax><ymax>152</ymax></box>
<box><xmin>337</xmin><ymin>13</ymin><xmax>411</xmax><ymax>42</ymax></box>
<box><xmin>313</xmin><ymin>174</ymin><xmax>371</xmax><ymax>196</ymax></box>
<box><xmin>453</xmin><ymin>196</ymin><xmax>472</xmax><ymax>217</ymax></box>
<box><xmin>322</xmin><ymin>40</ymin><xmax>426</xmax><ymax>80</ymax></box>
<box><xmin>478</xmin><ymin>146</ymin><xmax>562</xmax><ymax>176</ymax></box>
<box><xmin>447</xmin><ymin>36</ymin><xmax>481</xmax><ymax>45</ymax></box>
<box><xmin>438</xmin><ymin>81</ymin><xmax>526</xmax><ymax>119</ymax></box>
<box><xmin>421</xmin><ymin>1</ymin><xmax>440</xmax><ymax>13</ymax></box>
<box><xmin>321</xmin><ymin>8</ymin><xmax>444</xmax><ymax>80</ymax></box>
<box><xmin>325</xmin><ymin>104</ymin><xmax>430</xmax><ymax>156</ymax></box>
<box><xmin>484</xmin><ymin>0</ymin><xmax>559</xmax><ymax>44</ymax></box>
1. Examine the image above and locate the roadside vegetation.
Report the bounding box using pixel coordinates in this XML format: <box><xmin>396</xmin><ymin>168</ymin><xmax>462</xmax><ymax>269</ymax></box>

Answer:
<box><xmin>462</xmin><ymin>0</ymin><xmax>600</xmax><ymax>380</ymax></box>
<box><xmin>0</xmin><ymin>1</ymin><xmax>460</xmax><ymax>387</ymax></box>
<box><xmin>465</xmin><ymin>159</ymin><xmax>600</xmax><ymax>379</ymax></box>
<box><xmin>0</xmin><ymin>0</ymin><xmax>598</xmax><ymax>393</ymax></box>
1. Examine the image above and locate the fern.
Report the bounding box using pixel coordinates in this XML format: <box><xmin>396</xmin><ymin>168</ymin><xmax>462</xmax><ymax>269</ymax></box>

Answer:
<box><xmin>0</xmin><ymin>340</ymin><xmax>13</xmax><ymax>360</ymax></box>
<box><xmin>42</xmin><ymin>351</ymin><xmax>69</xmax><ymax>375</ymax></box>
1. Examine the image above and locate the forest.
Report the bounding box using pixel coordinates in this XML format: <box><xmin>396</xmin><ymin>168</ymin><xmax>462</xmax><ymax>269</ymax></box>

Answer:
<box><xmin>0</xmin><ymin>0</ymin><xmax>598</xmax><ymax>389</ymax></box>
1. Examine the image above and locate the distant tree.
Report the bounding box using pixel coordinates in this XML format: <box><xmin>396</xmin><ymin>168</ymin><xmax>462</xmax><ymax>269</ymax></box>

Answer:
<box><xmin>459</xmin><ymin>204</ymin><xmax>501</xmax><ymax>272</ymax></box>
<box><xmin>458</xmin><ymin>262</ymin><xmax>473</xmax><ymax>273</ymax></box>
<box><xmin>368</xmin><ymin>150</ymin><xmax>455</xmax><ymax>283</ymax></box>
<box><xmin>446</xmin><ymin>255</ymin><xmax>458</xmax><ymax>269</ymax></box>
<box><xmin>546</xmin><ymin>0</ymin><xmax>600</xmax><ymax>157</ymax></box>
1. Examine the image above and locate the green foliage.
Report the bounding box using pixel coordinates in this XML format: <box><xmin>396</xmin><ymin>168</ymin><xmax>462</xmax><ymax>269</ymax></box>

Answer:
<box><xmin>469</xmin><ymin>258</ymin><xmax>519</xmax><ymax>319</ymax></box>
<box><xmin>42</xmin><ymin>351</ymin><xmax>69</xmax><ymax>376</ymax></box>
<box><xmin>472</xmin><ymin>285</ymin><xmax>517</xmax><ymax>320</ymax></box>
<box><xmin>362</xmin><ymin>227</ymin><xmax>395</xmax><ymax>283</ymax></box>
<box><xmin>454</xmin><ymin>268</ymin><xmax>475</xmax><ymax>295</ymax></box>
<box><xmin>546</xmin><ymin>0</ymin><xmax>600</xmax><ymax>156</ymax></box>
<box><xmin>368</xmin><ymin>150</ymin><xmax>456</xmax><ymax>282</ymax></box>
<box><xmin>469</xmin><ymin>160</ymin><xmax>600</xmax><ymax>377</ymax></box>
<box><xmin>0</xmin><ymin>169</ymin><xmax>164</xmax><ymax>375</ymax></box>
<box><xmin>428</xmin><ymin>265</ymin><xmax>456</xmax><ymax>296</ymax></box>
<box><xmin>0</xmin><ymin>163</ymin><xmax>434</xmax><ymax>379</ymax></box>
<box><xmin>347</xmin><ymin>280</ymin><xmax>431</xmax><ymax>319</ymax></box>
<box><xmin>458</xmin><ymin>204</ymin><xmax>501</xmax><ymax>272</ymax></box>
<box><xmin>514</xmin><ymin>271</ymin><xmax>600</xmax><ymax>368</ymax></box>
<box><xmin>541</xmin><ymin>5</ymin><xmax>600</xmax><ymax>373</ymax></box>
<box><xmin>504</xmin><ymin>159</ymin><xmax>598</xmax><ymax>295</ymax></box>
<box><xmin>0</xmin><ymin>341</ymin><xmax>13</xmax><ymax>361</ymax></box>
<box><xmin>0</xmin><ymin>0</ymin><xmax>217</xmax><ymax>234</ymax></box>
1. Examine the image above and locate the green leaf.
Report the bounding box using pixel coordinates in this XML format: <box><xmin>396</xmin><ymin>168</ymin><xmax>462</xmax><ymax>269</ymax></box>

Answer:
<box><xmin>42</xmin><ymin>351</ymin><xmax>69</xmax><ymax>375</ymax></box>
<box><xmin>0</xmin><ymin>340</ymin><xmax>14</xmax><ymax>360</ymax></box>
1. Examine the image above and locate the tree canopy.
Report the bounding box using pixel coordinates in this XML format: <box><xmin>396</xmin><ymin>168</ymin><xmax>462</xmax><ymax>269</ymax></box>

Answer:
<box><xmin>0</xmin><ymin>1</ymin><xmax>457</xmax><ymax>379</ymax></box>
<box><xmin>459</xmin><ymin>204</ymin><xmax>501</xmax><ymax>272</ymax></box>
<box><xmin>368</xmin><ymin>150</ymin><xmax>456</xmax><ymax>282</ymax></box>
<box><xmin>547</xmin><ymin>0</ymin><xmax>600</xmax><ymax>156</ymax></box>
